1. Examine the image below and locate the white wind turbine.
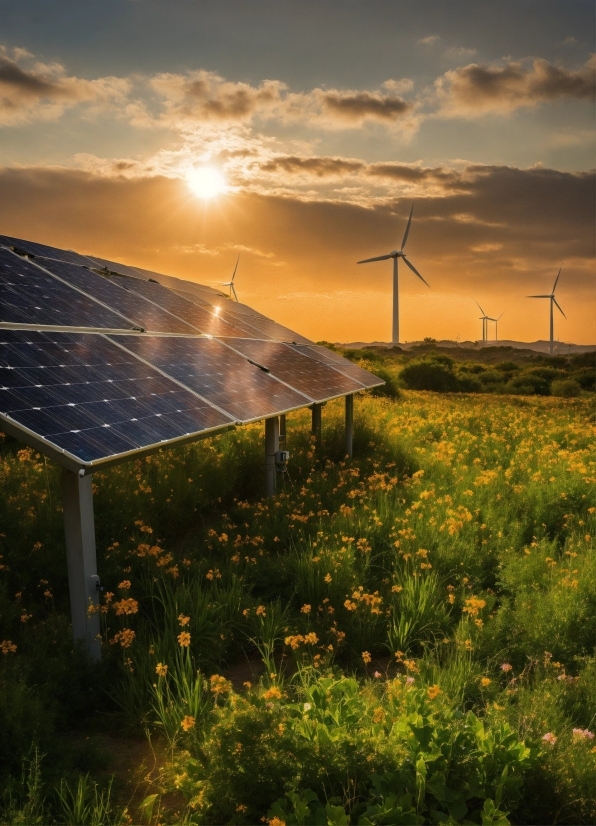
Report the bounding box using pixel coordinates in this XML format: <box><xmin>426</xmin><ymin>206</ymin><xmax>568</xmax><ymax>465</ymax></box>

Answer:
<box><xmin>527</xmin><ymin>268</ymin><xmax>565</xmax><ymax>355</ymax></box>
<box><xmin>221</xmin><ymin>256</ymin><xmax>240</xmax><ymax>301</ymax></box>
<box><xmin>494</xmin><ymin>312</ymin><xmax>503</xmax><ymax>343</ymax></box>
<box><xmin>357</xmin><ymin>203</ymin><xmax>429</xmax><ymax>344</ymax></box>
<box><xmin>475</xmin><ymin>300</ymin><xmax>496</xmax><ymax>345</ymax></box>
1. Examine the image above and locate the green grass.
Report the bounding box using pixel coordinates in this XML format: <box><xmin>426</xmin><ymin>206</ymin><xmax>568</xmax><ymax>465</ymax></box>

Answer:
<box><xmin>0</xmin><ymin>390</ymin><xmax>594</xmax><ymax>824</ymax></box>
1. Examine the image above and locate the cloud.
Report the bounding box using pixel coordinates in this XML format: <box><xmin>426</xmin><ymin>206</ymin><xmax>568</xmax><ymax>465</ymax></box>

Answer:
<box><xmin>0</xmin><ymin>163</ymin><xmax>592</xmax><ymax>342</ymax></box>
<box><xmin>260</xmin><ymin>155</ymin><xmax>365</xmax><ymax>177</ymax></box>
<box><xmin>436</xmin><ymin>56</ymin><xmax>596</xmax><ymax>116</ymax></box>
<box><xmin>419</xmin><ymin>35</ymin><xmax>440</xmax><ymax>46</ymax></box>
<box><xmin>318</xmin><ymin>89</ymin><xmax>412</xmax><ymax>122</ymax></box>
<box><xmin>0</xmin><ymin>48</ymin><xmax>130</xmax><ymax>125</ymax></box>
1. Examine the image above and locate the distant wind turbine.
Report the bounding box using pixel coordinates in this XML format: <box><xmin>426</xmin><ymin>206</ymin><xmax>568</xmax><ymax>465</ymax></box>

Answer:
<box><xmin>357</xmin><ymin>203</ymin><xmax>429</xmax><ymax>344</ymax></box>
<box><xmin>221</xmin><ymin>256</ymin><xmax>240</xmax><ymax>301</ymax></box>
<box><xmin>527</xmin><ymin>268</ymin><xmax>565</xmax><ymax>356</ymax></box>
<box><xmin>475</xmin><ymin>300</ymin><xmax>496</xmax><ymax>345</ymax></box>
<box><xmin>494</xmin><ymin>312</ymin><xmax>503</xmax><ymax>343</ymax></box>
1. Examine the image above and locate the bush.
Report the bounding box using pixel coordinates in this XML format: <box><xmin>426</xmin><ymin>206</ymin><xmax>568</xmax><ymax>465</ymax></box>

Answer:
<box><xmin>506</xmin><ymin>373</ymin><xmax>550</xmax><ymax>396</ymax></box>
<box><xmin>400</xmin><ymin>357</ymin><xmax>459</xmax><ymax>392</ymax></box>
<box><xmin>551</xmin><ymin>378</ymin><xmax>582</xmax><ymax>398</ymax></box>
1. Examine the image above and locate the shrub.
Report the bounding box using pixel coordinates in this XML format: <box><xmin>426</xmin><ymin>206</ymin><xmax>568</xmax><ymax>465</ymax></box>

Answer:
<box><xmin>551</xmin><ymin>378</ymin><xmax>582</xmax><ymax>398</ymax></box>
<box><xmin>400</xmin><ymin>357</ymin><xmax>459</xmax><ymax>392</ymax></box>
<box><xmin>506</xmin><ymin>373</ymin><xmax>550</xmax><ymax>395</ymax></box>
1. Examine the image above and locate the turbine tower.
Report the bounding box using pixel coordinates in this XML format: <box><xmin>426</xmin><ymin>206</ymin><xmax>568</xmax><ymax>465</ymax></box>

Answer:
<box><xmin>222</xmin><ymin>256</ymin><xmax>240</xmax><ymax>301</ymax></box>
<box><xmin>494</xmin><ymin>312</ymin><xmax>503</xmax><ymax>343</ymax></box>
<box><xmin>528</xmin><ymin>268</ymin><xmax>565</xmax><ymax>355</ymax></box>
<box><xmin>357</xmin><ymin>203</ymin><xmax>428</xmax><ymax>344</ymax></box>
<box><xmin>475</xmin><ymin>301</ymin><xmax>495</xmax><ymax>345</ymax></box>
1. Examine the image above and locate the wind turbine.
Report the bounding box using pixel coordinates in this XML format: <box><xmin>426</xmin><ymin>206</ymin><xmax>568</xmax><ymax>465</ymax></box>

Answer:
<box><xmin>221</xmin><ymin>256</ymin><xmax>240</xmax><ymax>301</ymax></box>
<box><xmin>357</xmin><ymin>203</ymin><xmax>429</xmax><ymax>344</ymax></box>
<box><xmin>475</xmin><ymin>300</ymin><xmax>495</xmax><ymax>345</ymax></box>
<box><xmin>494</xmin><ymin>312</ymin><xmax>503</xmax><ymax>343</ymax></box>
<box><xmin>527</xmin><ymin>268</ymin><xmax>565</xmax><ymax>355</ymax></box>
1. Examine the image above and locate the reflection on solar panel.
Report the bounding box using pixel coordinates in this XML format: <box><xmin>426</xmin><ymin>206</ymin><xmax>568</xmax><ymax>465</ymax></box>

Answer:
<box><xmin>84</xmin><ymin>255</ymin><xmax>146</xmax><ymax>280</ymax></box>
<box><xmin>0</xmin><ymin>249</ymin><xmax>133</xmax><ymax>330</ymax></box>
<box><xmin>132</xmin><ymin>266</ymin><xmax>225</xmax><ymax>297</ymax></box>
<box><xmin>290</xmin><ymin>344</ymin><xmax>384</xmax><ymax>388</ymax></box>
<box><xmin>0</xmin><ymin>330</ymin><xmax>233</xmax><ymax>465</ymax></box>
<box><xmin>0</xmin><ymin>234</ymin><xmax>97</xmax><ymax>268</ymax></box>
<box><xmin>221</xmin><ymin>339</ymin><xmax>366</xmax><ymax>402</ymax></box>
<box><xmin>111</xmin><ymin>335</ymin><xmax>311</xmax><ymax>422</ymax></box>
<box><xmin>123</xmin><ymin>278</ymin><xmax>261</xmax><ymax>338</ymax></box>
<box><xmin>37</xmin><ymin>258</ymin><xmax>197</xmax><ymax>335</ymax></box>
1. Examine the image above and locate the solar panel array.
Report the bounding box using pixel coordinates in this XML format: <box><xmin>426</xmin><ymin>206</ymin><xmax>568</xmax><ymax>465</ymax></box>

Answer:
<box><xmin>0</xmin><ymin>234</ymin><xmax>383</xmax><ymax>469</ymax></box>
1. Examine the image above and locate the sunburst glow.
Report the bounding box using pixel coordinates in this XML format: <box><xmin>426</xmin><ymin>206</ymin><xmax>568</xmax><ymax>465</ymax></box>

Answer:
<box><xmin>187</xmin><ymin>166</ymin><xmax>227</xmax><ymax>199</ymax></box>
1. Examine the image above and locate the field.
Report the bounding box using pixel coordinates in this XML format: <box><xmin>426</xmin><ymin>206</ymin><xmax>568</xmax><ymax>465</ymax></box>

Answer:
<box><xmin>0</xmin><ymin>367</ymin><xmax>595</xmax><ymax>824</ymax></box>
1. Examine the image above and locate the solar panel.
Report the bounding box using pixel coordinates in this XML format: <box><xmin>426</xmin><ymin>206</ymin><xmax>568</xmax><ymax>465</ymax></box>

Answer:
<box><xmin>35</xmin><ymin>258</ymin><xmax>198</xmax><ymax>335</ymax></box>
<box><xmin>84</xmin><ymin>255</ymin><xmax>146</xmax><ymax>280</ymax></box>
<box><xmin>0</xmin><ymin>330</ymin><xmax>233</xmax><ymax>465</ymax></box>
<box><xmin>290</xmin><ymin>344</ymin><xmax>384</xmax><ymax>389</ymax></box>
<box><xmin>122</xmin><ymin>278</ymin><xmax>262</xmax><ymax>338</ymax></box>
<box><xmin>133</xmin><ymin>266</ymin><xmax>226</xmax><ymax>297</ymax></box>
<box><xmin>111</xmin><ymin>334</ymin><xmax>311</xmax><ymax>422</ymax></box>
<box><xmin>0</xmin><ymin>235</ymin><xmax>97</xmax><ymax>268</ymax></box>
<box><xmin>220</xmin><ymin>339</ymin><xmax>366</xmax><ymax>402</ymax></box>
<box><xmin>0</xmin><ymin>248</ymin><xmax>134</xmax><ymax>330</ymax></box>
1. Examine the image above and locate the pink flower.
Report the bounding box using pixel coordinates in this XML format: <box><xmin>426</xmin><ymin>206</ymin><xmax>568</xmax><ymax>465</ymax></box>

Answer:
<box><xmin>500</xmin><ymin>663</ymin><xmax>513</xmax><ymax>672</ymax></box>
<box><xmin>572</xmin><ymin>728</ymin><xmax>594</xmax><ymax>740</ymax></box>
<box><xmin>557</xmin><ymin>673</ymin><xmax>567</xmax><ymax>681</ymax></box>
<box><xmin>373</xmin><ymin>671</ymin><xmax>382</xmax><ymax>679</ymax></box>
<box><xmin>406</xmin><ymin>676</ymin><xmax>415</xmax><ymax>685</ymax></box>
<box><xmin>542</xmin><ymin>732</ymin><xmax>557</xmax><ymax>745</ymax></box>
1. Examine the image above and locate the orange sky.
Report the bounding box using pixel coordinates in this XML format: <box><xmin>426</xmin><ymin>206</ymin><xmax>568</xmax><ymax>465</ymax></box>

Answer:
<box><xmin>0</xmin><ymin>3</ymin><xmax>594</xmax><ymax>343</ymax></box>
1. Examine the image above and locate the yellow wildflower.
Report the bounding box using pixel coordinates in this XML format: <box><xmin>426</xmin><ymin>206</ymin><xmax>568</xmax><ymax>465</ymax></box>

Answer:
<box><xmin>177</xmin><ymin>631</ymin><xmax>191</xmax><ymax>647</ymax></box>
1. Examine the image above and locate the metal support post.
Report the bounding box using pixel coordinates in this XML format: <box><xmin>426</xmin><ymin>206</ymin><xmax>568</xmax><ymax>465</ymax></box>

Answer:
<box><xmin>279</xmin><ymin>414</ymin><xmax>287</xmax><ymax>448</ymax></box>
<box><xmin>345</xmin><ymin>394</ymin><xmax>354</xmax><ymax>458</ymax></box>
<box><xmin>62</xmin><ymin>470</ymin><xmax>101</xmax><ymax>661</ymax></box>
<box><xmin>311</xmin><ymin>403</ymin><xmax>322</xmax><ymax>452</ymax></box>
<box><xmin>265</xmin><ymin>416</ymin><xmax>279</xmax><ymax>497</ymax></box>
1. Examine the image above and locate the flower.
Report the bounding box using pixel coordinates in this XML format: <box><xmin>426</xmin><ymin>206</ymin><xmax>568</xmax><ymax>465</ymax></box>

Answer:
<box><xmin>500</xmin><ymin>663</ymin><xmax>513</xmax><ymax>672</ymax></box>
<box><xmin>303</xmin><ymin>702</ymin><xmax>312</xmax><ymax>712</ymax></box>
<box><xmin>268</xmin><ymin>818</ymin><xmax>286</xmax><ymax>826</ymax></box>
<box><xmin>300</xmin><ymin>604</ymin><xmax>311</xmax><ymax>614</ymax></box>
<box><xmin>263</xmin><ymin>686</ymin><xmax>282</xmax><ymax>700</ymax></box>
<box><xmin>427</xmin><ymin>684</ymin><xmax>442</xmax><ymax>700</ymax></box>
<box><xmin>406</xmin><ymin>676</ymin><xmax>415</xmax><ymax>685</ymax></box>
<box><xmin>255</xmin><ymin>605</ymin><xmax>266</xmax><ymax>617</ymax></box>
<box><xmin>572</xmin><ymin>728</ymin><xmax>594</xmax><ymax>740</ymax></box>
<box><xmin>362</xmin><ymin>651</ymin><xmax>372</xmax><ymax>664</ymax></box>
<box><xmin>180</xmin><ymin>715</ymin><xmax>195</xmax><ymax>731</ymax></box>
<box><xmin>177</xmin><ymin>631</ymin><xmax>191</xmax><ymax>647</ymax></box>
<box><xmin>110</xmin><ymin>629</ymin><xmax>135</xmax><ymax>648</ymax></box>
<box><xmin>373</xmin><ymin>671</ymin><xmax>382</xmax><ymax>679</ymax></box>
<box><xmin>542</xmin><ymin>732</ymin><xmax>557</xmax><ymax>745</ymax></box>
<box><xmin>1</xmin><ymin>640</ymin><xmax>17</xmax><ymax>654</ymax></box>
<box><xmin>480</xmin><ymin>677</ymin><xmax>491</xmax><ymax>687</ymax></box>
<box><xmin>118</xmin><ymin>580</ymin><xmax>131</xmax><ymax>590</ymax></box>
<box><xmin>209</xmin><ymin>674</ymin><xmax>232</xmax><ymax>694</ymax></box>
<box><xmin>155</xmin><ymin>662</ymin><xmax>168</xmax><ymax>677</ymax></box>
<box><xmin>178</xmin><ymin>614</ymin><xmax>190</xmax><ymax>626</ymax></box>
<box><xmin>114</xmin><ymin>598</ymin><xmax>139</xmax><ymax>615</ymax></box>
<box><xmin>372</xmin><ymin>707</ymin><xmax>385</xmax><ymax>723</ymax></box>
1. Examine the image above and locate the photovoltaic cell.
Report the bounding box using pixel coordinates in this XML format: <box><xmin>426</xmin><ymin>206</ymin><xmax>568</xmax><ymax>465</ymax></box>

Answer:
<box><xmin>0</xmin><ymin>331</ymin><xmax>233</xmax><ymax>464</ymax></box>
<box><xmin>0</xmin><ymin>249</ymin><xmax>133</xmax><ymax>330</ymax></box>
<box><xmin>221</xmin><ymin>339</ymin><xmax>364</xmax><ymax>402</ymax></box>
<box><xmin>123</xmin><ymin>278</ymin><xmax>261</xmax><ymax>338</ymax></box>
<box><xmin>132</xmin><ymin>266</ymin><xmax>226</xmax><ymax>297</ymax></box>
<box><xmin>111</xmin><ymin>335</ymin><xmax>311</xmax><ymax>422</ymax></box>
<box><xmin>0</xmin><ymin>235</ymin><xmax>97</xmax><ymax>268</ymax></box>
<box><xmin>36</xmin><ymin>258</ymin><xmax>198</xmax><ymax>335</ymax></box>
<box><xmin>289</xmin><ymin>344</ymin><xmax>384</xmax><ymax>389</ymax></box>
<box><xmin>85</xmin><ymin>255</ymin><xmax>146</xmax><ymax>280</ymax></box>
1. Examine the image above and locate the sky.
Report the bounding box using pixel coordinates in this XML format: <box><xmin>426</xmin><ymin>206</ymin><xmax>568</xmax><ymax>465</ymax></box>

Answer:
<box><xmin>0</xmin><ymin>0</ymin><xmax>594</xmax><ymax>344</ymax></box>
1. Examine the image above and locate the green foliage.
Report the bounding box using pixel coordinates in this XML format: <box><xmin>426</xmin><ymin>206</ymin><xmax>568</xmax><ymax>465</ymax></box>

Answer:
<box><xmin>551</xmin><ymin>378</ymin><xmax>581</xmax><ymax>397</ymax></box>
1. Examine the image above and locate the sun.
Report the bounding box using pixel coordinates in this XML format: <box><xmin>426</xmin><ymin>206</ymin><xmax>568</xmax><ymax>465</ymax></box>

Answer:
<box><xmin>187</xmin><ymin>166</ymin><xmax>227</xmax><ymax>199</ymax></box>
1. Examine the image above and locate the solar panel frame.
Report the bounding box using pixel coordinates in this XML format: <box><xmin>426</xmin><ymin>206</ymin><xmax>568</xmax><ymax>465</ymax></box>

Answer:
<box><xmin>0</xmin><ymin>235</ymin><xmax>98</xmax><ymax>268</ymax></box>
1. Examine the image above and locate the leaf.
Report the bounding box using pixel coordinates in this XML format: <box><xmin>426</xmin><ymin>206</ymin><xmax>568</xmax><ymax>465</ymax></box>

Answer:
<box><xmin>325</xmin><ymin>803</ymin><xmax>350</xmax><ymax>825</ymax></box>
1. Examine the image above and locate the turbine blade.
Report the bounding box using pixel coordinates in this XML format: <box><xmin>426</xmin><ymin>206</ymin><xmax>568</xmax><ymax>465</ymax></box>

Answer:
<box><xmin>497</xmin><ymin>312</ymin><xmax>504</xmax><ymax>320</ymax></box>
<box><xmin>221</xmin><ymin>281</ymin><xmax>233</xmax><ymax>287</ymax></box>
<box><xmin>231</xmin><ymin>255</ymin><xmax>240</xmax><ymax>282</ymax></box>
<box><xmin>474</xmin><ymin>299</ymin><xmax>486</xmax><ymax>315</ymax></box>
<box><xmin>553</xmin><ymin>297</ymin><xmax>566</xmax><ymax>318</ymax></box>
<box><xmin>231</xmin><ymin>284</ymin><xmax>238</xmax><ymax>302</ymax></box>
<box><xmin>527</xmin><ymin>295</ymin><xmax>551</xmax><ymax>298</ymax></box>
<box><xmin>357</xmin><ymin>254</ymin><xmax>393</xmax><ymax>264</ymax></box>
<box><xmin>401</xmin><ymin>202</ymin><xmax>414</xmax><ymax>250</ymax></box>
<box><xmin>402</xmin><ymin>255</ymin><xmax>429</xmax><ymax>285</ymax></box>
<box><xmin>552</xmin><ymin>267</ymin><xmax>561</xmax><ymax>293</ymax></box>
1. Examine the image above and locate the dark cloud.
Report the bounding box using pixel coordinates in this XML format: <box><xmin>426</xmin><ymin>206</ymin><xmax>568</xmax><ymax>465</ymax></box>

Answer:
<box><xmin>260</xmin><ymin>155</ymin><xmax>364</xmax><ymax>177</ymax></box>
<box><xmin>321</xmin><ymin>90</ymin><xmax>411</xmax><ymax>121</ymax></box>
<box><xmin>438</xmin><ymin>56</ymin><xmax>596</xmax><ymax>114</ymax></box>
<box><xmin>0</xmin><ymin>57</ymin><xmax>60</xmax><ymax>99</ymax></box>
